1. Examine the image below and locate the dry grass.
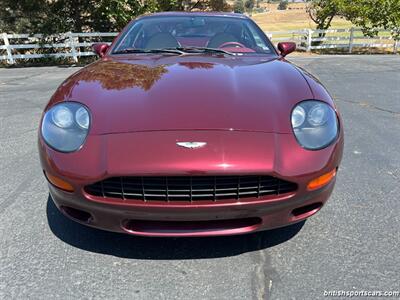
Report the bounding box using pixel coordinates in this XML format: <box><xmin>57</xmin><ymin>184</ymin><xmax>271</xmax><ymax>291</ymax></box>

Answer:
<box><xmin>250</xmin><ymin>3</ymin><xmax>353</xmax><ymax>32</ymax></box>
<box><xmin>246</xmin><ymin>3</ymin><xmax>398</xmax><ymax>54</ymax></box>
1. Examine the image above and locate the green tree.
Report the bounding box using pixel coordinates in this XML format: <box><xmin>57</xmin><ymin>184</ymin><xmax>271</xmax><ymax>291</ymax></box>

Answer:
<box><xmin>0</xmin><ymin>0</ymin><xmax>153</xmax><ymax>33</ymax></box>
<box><xmin>342</xmin><ymin>0</ymin><xmax>400</xmax><ymax>39</ymax></box>
<box><xmin>90</xmin><ymin>0</ymin><xmax>153</xmax><ymax>32</ymax></box>
<box><xmin>0</xmin><ymin>0</ymin><xmax>237</xmax><ymax>34</ymax></box>
<box><xmin>156</xmin><ymin>0</ymin><xmax>183</xmax><ymax>11</ymax></box>
<box><xmin>307</xmin><ymin>0</ymin><xmax>400</xmax><ymax>39</ymax></box>
<box><xmin>209</xmin><ymin>0</ymin><xmax>227</xmax><ymax>11</ymax></box>
<box><xmin>183</xmin><ymin>0</ymin><xmax>230</xmax><ymax>11</ymax></box>
<box><xmin>245</xmin><ymin>0</ymin><xmax>255</xmax><ymax>13</ymax></box>
<box><xmin>234</xmin><ymin>0</ymin><xmax>245</xmax><ymax>13</ymax></box>
<box><xmin>0</xmin><ymin>0</ymin><xmax>49</xmax><ymax>33</ymax></box>
<box><xmin>277</xmin><ymin>0</ymin><xmax>288</xmax><ymax>11</ymax></box>
<box><xmin>306</xmin><ymin>0</ymin><xmax>342</xmax><ymax>30</ymax></box>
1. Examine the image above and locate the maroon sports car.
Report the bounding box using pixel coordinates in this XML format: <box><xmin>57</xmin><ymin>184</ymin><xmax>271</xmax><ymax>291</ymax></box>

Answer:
<box><xmin>39</xmin><ymin>12</ymin><xmax>343</xmax><ymax>237</ymax></box>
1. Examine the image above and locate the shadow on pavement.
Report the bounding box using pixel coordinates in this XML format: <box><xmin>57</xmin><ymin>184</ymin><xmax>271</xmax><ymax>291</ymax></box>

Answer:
<box><xmin>46</xmin><ymin>195</ymin><xmax>305</xmax><ymax>259</ymax></box>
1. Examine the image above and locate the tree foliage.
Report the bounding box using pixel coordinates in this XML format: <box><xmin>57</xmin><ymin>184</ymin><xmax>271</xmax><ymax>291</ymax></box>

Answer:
<box><xmin>342</xmin><ymin>0</ymin><xmax>400</xmax><ymax>38</ymax></box>
<box><xmin>307</xmin><ymin>0</ymin><xmax>342</xmax><ymax>30</ymax></box>
<box><xmin>233</xmin><ymin>0</ymin><xmax>245</xmax><ymax>13</ymax></box>
<box><xmin>209</xmin><ymin>0</ymin><xmax>228</xmax><ymax>11</ymax></box>
<box><xmin>1</xmin><ymin>0</ymin><xmax>398</xmax><ymax>40</ymax></box>
<box><xmin>277</xmin><ymin>0</ymin><xmax>288</xmax><ymax>11</ymax></box>
<box><xmin>307</xmin><ymin>0</ymin><xmax>400</xmax><ymax>38</ymax></box>
<box><xmin>0</xmin><ymin>0</ymin><xmax>231</xmax><ymax>33</ymax></box>
<box><xmin>244</xmin><ymin>0</ymin><xmax>255</xmax><ymax>11</ymax></box>
<box><xmin>0</xmin><ymin>0</ymin><xmax>153</xmax><ymax>33</ymax></box>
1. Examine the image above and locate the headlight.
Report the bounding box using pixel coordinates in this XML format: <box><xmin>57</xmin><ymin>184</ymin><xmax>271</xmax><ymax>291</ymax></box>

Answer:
<box><xmin>291</xmin><ymin>105</ymin><xmax>306</xmax><ymax>128</ymax></box>
<box><xmin>291</xmin><ymin>100</ymin><xmax>338</xmax><ymax>150</ymax></box>
<box><xmin>41</xmin><ymin>102</ymin><xmax>91</xmax><ymax>152</ymax></box>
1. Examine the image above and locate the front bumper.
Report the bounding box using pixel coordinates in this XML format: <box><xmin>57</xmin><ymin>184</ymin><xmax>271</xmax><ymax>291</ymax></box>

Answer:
<box><xmin>48</xmin><ymin>180</ymin><xmax>335</xmax><ymax>237</ymax></box>
<box><xmin>40</xmin><ymin>130</ymin><xmax>343</xmax><ymax>237</ymax></box>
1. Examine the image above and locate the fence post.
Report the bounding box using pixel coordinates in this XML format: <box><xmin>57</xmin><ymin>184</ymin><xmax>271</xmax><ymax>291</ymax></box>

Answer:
<box><xmin>67</xmin><ymin>32</ymin><xmax>78</xmax><ymax>63</ymax></box>
<box><xmin>2</xmin><ymin>33</ymin><xmax>15</xmax><ymax>64</ymax></box>
<box><xmin>349</xmin><ymin>27</ymin><xmax>354</xmax><ymax>53</ymax></box>
<box><xmin>306</xmin><ymin>29</ymin><xmax>312</xmax><ymax>52</ymax></box>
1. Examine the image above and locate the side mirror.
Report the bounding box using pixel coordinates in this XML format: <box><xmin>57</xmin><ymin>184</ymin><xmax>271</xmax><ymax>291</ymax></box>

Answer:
<box><xmin>92</xmin><ymin>43</ymin><xmax>110</xmax><ymax>58</ymax></box>
<box><xmin>277</xmin><ymin>42</ymin><xmax>296</xmax><ymax>57</ymax></box>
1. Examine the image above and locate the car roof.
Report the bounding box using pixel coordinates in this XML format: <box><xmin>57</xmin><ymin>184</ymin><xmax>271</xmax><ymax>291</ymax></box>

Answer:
<box><xmin>138</xmin><ymin>11</ymin><xmax>250</xmax><ymax>20</ymax></box>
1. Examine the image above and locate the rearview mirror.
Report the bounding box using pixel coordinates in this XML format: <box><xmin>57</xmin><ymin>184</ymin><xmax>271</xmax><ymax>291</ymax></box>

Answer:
<box><xmin>92</xmin><ymin>43</ymin><xmax>110</xmax><ymax>58</ymax></box>
<box><xmin>277</xmin><ymin>42</ymin><xmax>296</xmax><ymax>57</ymax></box>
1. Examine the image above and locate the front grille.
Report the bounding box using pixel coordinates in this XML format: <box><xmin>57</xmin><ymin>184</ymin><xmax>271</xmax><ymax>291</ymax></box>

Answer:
<box><xmin>85</xmin><ymin>175</ymin><xmax>297</xmax><ymax>202</ymax></box>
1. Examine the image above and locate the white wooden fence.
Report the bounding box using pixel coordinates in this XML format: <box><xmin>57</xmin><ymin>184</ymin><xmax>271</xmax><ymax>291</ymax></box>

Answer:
<box><xmin>0</xmin><ymin>28</ymin><xmax>398</xmax><ymax>64</ymax></box>
<box><xmin>268</xmin><ymin>28</ymin><xmax>399</xmax><ymax>53</ymax></box>
<box><xmin>0</xmin><ymin>32</ymin><xmax>118</xmax><ymax>64</ymax></box>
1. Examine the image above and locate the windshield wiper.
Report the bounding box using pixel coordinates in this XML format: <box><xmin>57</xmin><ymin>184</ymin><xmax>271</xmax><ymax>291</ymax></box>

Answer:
<box><xmin>113</xmin><ymin>47</ymin><xmax>233</xmax><ymax>56</ymax></box>
<box><xmin>113</xmin><ymin>48</ymin><xmax>184</xmax><ymax>55</ymax></box>
<box><xmin>171</xmin><ymin>47</ymin><xmax>234</xmax><ymax>56</ymax></box>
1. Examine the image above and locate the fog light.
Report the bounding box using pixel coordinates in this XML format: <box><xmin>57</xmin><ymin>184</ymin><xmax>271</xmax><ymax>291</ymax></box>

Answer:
<box><xmin>45</xmin><ymin>172</ymin><xmax>74</xmax><ymax>192</ymax></box>
<box><xmin>307</xmin><ymin>169</ymin><xmax>336</xmax><ymax>191</ymax></box>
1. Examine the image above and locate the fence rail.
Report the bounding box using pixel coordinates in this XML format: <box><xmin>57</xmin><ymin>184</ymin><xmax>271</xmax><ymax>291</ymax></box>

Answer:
<box><xmin>0</xmin><ymin>32</ymin><xmax>118</xmax><ymax>64</ymax></box>
<box><xmin>267</xmin><ymin>28</ymin><xmax>399</xmax><ymax>53</ymax></box>
<box><xmin>0</xmin><ymin>28</ymin><xmax>398</xmax><ymax>64</ymax></box>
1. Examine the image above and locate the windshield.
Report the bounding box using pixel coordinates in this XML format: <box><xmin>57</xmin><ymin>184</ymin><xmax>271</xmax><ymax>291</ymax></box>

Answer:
<box><xmin>112</xmin><ymin>15</ymin><xmax>275</xmax><ymax>55</ymax></box>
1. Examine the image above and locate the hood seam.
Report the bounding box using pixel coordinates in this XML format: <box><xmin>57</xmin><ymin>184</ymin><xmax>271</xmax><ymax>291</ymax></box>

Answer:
<box><xmin>291</xmin><ymin>63</ymin><xmax>316</xmax><ymax>99</ymax></box>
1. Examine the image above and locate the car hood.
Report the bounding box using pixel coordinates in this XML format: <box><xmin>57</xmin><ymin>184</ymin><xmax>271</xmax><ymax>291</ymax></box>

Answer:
<box><xmin>51</xmin><ymin>55</ymin><xmax>313</xmax><ymax>134</ymax></box>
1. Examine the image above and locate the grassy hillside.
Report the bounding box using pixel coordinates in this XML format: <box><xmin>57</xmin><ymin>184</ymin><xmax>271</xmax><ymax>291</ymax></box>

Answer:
<box><xmin>250</xmin><ymin>2</ymin><xmax>353</xmax><ymax>32</ymax></box>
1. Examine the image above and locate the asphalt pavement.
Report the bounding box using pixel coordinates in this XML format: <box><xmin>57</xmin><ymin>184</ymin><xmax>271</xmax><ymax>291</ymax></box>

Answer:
<box><xmin>0</xmin><ymin>55</ymin><xmax>399</xmax><ymax>299</ymax></box>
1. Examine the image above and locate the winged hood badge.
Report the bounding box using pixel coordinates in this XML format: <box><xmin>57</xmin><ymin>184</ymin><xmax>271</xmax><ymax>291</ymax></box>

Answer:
<box><xmin>176</xmin><ymin>142</ymin><xmax>207</xmax><ymax>149</ymax></box>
